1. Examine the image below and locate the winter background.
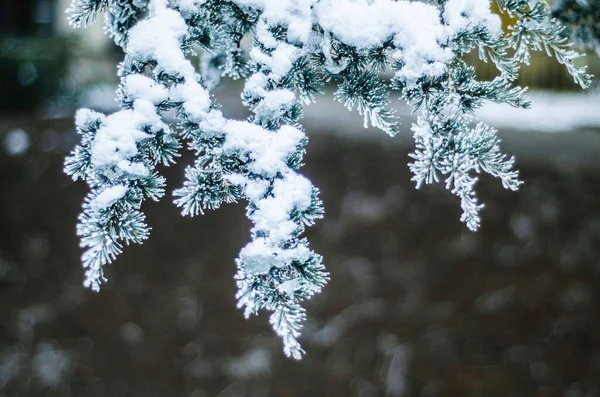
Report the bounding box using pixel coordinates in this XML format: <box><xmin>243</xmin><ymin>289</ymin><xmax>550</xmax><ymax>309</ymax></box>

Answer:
<box><xmin>1</xmin><ymin>1</ymin><xmax>600</xmax><ymax>396</ymax></box>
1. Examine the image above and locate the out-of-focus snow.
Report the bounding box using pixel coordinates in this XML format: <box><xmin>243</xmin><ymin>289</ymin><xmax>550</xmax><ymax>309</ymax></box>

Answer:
<box><xmin>4</xmin><ymin>129</ymin><xmax>30</xmax><ymax>156</ymax></box>
<box><xmin>478</xmin><ymin>91</ymin><xmax>600</xmax><ymax>132</ymax></box>
<box><xmin>225</xmin><ymin>347</ymin><xmax>271</xmax><ymax>379</ymax></box>
<box><xmin>31</xmin><ymin>344</ymin><xmax>72</xmax><ymax>387</ymax></box>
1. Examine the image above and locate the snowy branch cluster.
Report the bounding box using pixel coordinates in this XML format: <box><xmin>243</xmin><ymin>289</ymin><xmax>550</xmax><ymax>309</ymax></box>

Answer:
<box><xmin>65</xmin><ymin>0</ymin><xmax>593</xmax><ymax>358</ymax></box>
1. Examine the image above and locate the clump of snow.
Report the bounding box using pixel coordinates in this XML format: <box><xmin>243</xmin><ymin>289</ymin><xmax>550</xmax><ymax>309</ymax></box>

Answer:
<box><xmin>277</xmin><ymin>278</ymin><xmax>301</xmax><ymax>296</ymax></box>
<box><xmin>238</xmin><ymin>238</ymin><xmax>281</xmax><ymax>276</ymax></box>
<box><xmin>170</xmin><ymin>82</ymin><xmax>213</xmax><ymax>123</ymax></box>
<box><xmin>90</xmin><ymin>105</ymin><xmax>151</xmax><ymax>176</ymax></box>
<box><xmin>234</xmin><ymin>0</ymin><xmax>500</xmax><ymax>84</ymax></box>
<box><xmin>317</xmin><ymin>0</ymin><xmax>438</xmax><ymax>49</ymax></box>
<box><xmin>173</xmin><ymin>0</ymin><xmax>208</xmax><ymax>16</ymax></box>
<box><xmin>253</xmin><ymin>89</ymin><xmax>296</xmax><ymax>119</ymax></box>
<box><xmin>4</xmin><ymin>129</ymin><xmax>30</xmax><ymax>156</ymax></box>
<box><xmin>222</xmin><ymin>122</ymin><xmax>305</xmax><ymax>177</ymax></box>
<box><xmin>315</xmin><ymin>0</ymin><xmax>458</xmax><ymax>81</ymax></box>
<box><xmin>249</xmin><ymin>41</ymin><xmax>299</xmax><ymax>78</ymax></box>
<box><xmin>123</xmin><ymin>74</ymin><xmax>169</xmax><ymax>104</ymax></box>
<box><xmin>273</xmin><ymin>172</ymin><xmax>313</xmax><ymax>211</ymax></box>
<box><xmin>127</xmin><ymin>0</ymin><xmax>228</xmax><ymax>134</ymax></box>
<box><xmin>91</xmin><ymin>185</ymin><xmax>128</xmax><ymax>210</ymax></box>
<box><xmin>127</xmin><ymin>0</ymin><xmax>193</xmax><ymax>79</ymax></box>
<box><xmin>444</xmin><ymin>0</ymin><xmax>502</xmax><ymax>38</ymax></box>
<box><xmin>230</xmin><ymin>0</ymin><xmax>327</xmax><ymax>358</ymax></box>
<box><xmin>233</xmin><ymin>0</ymin><xmax>314</xmax><ymax>45</ymax></box>
<box><xmin>252</xmin><ymin>196</ymin><xmax>298</xmax><ymax>242</ymax></box>
<box><xmin>226</xmin><ymin>174</ymin><xmax>270</xmax><ymax>203</ymax></box>
<box><xmin>238</xmin><ymin>238</ymin><xmax>311</xmax><ymax>276</ymax></box>
<box><xmin>75</xmin><ymin>108</ymin><xmax>105</xmax><ymax>131</ymax></box>
<box><xmin>234</xmin><ymin>0</ymin><xmax>500</xmax><ymax>85</ymax></box>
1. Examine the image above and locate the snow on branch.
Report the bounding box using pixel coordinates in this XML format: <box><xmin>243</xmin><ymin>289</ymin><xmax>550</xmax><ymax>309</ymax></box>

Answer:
<box><xmin>65</xmin><ymin>0</ymin><xmax>594</xmax><ymax>358</ymax></box>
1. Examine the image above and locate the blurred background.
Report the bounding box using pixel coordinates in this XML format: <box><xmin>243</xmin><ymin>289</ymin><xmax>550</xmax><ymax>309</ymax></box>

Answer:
<box><xmin>1</xmin><ymin>1</ymin><xmax>600</xmax><ymax>396</ymax></box>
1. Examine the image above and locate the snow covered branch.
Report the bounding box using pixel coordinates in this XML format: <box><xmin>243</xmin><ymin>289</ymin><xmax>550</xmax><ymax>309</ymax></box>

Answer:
<box><xmin>65</xmin><ymin>0</ymin><xmax>594</xmax><ymax>358</ymax></box>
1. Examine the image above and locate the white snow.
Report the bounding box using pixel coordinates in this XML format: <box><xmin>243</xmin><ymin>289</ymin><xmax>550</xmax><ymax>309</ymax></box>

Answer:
<box><xmin>273</xmin><ymin>172</ymin><xmax>313</xmax><ymax>211</ymax></box>
<box><xmin>239</xmin><ymin>238</ymin><xmax>311</xmax><ymax>276</ymax></box>
<box><xmin>252</xmin><ymin>196</ymin><xmax>298</xmax><ymax>242</ymax></box>
<box><xmin>277</xmin><ymin>279</ymin><xmax>301</xmax><ymax>296</ymax></box>
<box><xmin>91</xmin><ymin>185</ymin><xmax>128</xmax><ymax>210</ymax></box>
<box><xmin>222</xmin><ymin>122</ymin><xmax>305</xmax><ymax>177</ymax></box>
<box><xmin>75</xmin><ymin>108</ymin><xmax>105</xmax><ymax>130</ymax></box>
<box><xmin>126</xmin><ymin>0</ymin><xmax>227</xmax><ymax>136</ymax></box>
<box><xmin>171</xmin><ymin>82</ymin><xmax>213</xmax><ymax>123</ymax></box>
<box><xmin>236</xmin><ymin>172</ymin><xmax>314</xmax><ymax>278</ymax></box>
<box><xmin>316</xmin><ymin>0</ymin><xmax>454</xmax><ymax>81</ymax></box>
<box><xmin>238</xmin><ymin>238</ymin><xmax>280</xmax><ymax>276</ymax></box>
<box><xmin>444</xmin><ymin>0</ymin><xmax>502</xmax><ymax>38</ymax></box>
<box><xmin>173</xmin><ymin>0</ymin><xmax>207</xmax><ymax>16</ymax></box>
<box><xmin>236</xmin><ymin>0</ymin><xmax>493</xmax><ymax>82</ymax></box>
<box><xmin>317</xmin><ymin>0</ymin><xmax>438</xmax><ymax>49</ymax></box>
<box><xmin>249</xmin><ymin>41</ymin><xmax>299</xmax><ymax>78</ymax></box>
<box><xmin>248</xmin><ymin>174</ymin><xmax>313</xmax><ymax>241</ymax></box>
<box><xmin>254</xmin><ymin>89</ymin><xmax>296</xmax><ymax>119</ymax></box>
<box><xmin>127</xmin><ymin>0</ymin><xmax>192</xmax><ymax>78</ymax></box>
<box><xmin>123</xmin><ymin>74</ymin><xmax>169</xmax><ymax>104</ymax></box>
<box><xmin>229</xmin><ymin>2</ymin><xmax>325</xmax><ymax>343</ymax></box>
<box><xmin>233</xmin><ymin>0</ymin><xmax>314</xmax><ymax>45</ymax></box>
<box><xmin>117</xmin><ymin>0</ymin><xmax>323</xmax><ymax>299</ymax></box>
<box><xmin>117</xmin><ymin>160</ymin><xmax>149</xmax><ymax>176</ymax></box>
<box><xmin>90</xmin><ymin>101</ymin><xmax>153</xmax><ymax>175</ymax></box>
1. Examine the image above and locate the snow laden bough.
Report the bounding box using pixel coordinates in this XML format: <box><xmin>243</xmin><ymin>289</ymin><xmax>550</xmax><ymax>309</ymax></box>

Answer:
<box><xmin>65</xmin><ymin>0</ymin><xmax>593</xmax><ymax>358</ymax></box>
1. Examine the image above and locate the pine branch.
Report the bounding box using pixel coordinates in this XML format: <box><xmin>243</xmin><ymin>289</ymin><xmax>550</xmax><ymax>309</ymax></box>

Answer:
<box><xmin>67</xmin><ymin>0</ymin><xmax>109</xmax><ymax>28</ymax></box>
<box><xmin>64</xmin><ymin>0</ymin><xmax>595</xmax><ymax>359</ymax></box>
